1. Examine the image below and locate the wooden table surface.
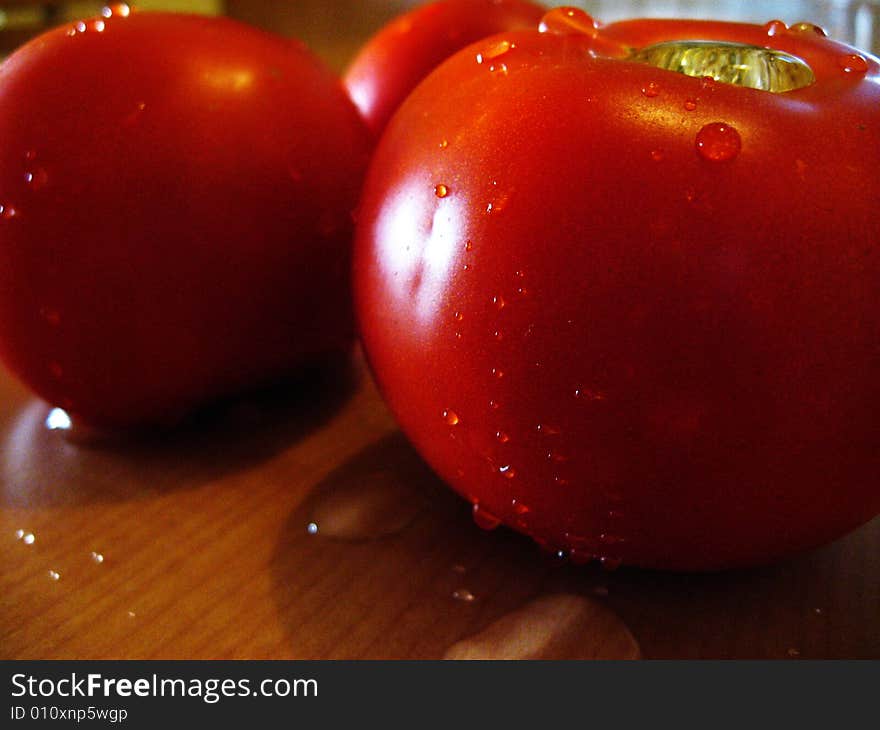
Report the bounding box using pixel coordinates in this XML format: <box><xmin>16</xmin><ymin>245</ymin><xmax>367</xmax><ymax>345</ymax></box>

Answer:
<box><xmin>0</xmin><ymin>348</ymin><xmax>877</xmax><ymax>660</ymax></box>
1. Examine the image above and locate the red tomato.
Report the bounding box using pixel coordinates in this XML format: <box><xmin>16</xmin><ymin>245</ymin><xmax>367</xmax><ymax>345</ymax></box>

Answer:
<box><xmin>344</xmin><ymin>0</ymin><xmax>545</xmax><ymax>137</ymax></box>
<box><xmin>354</xmin><ymin>11</ymin><xmax>880</xmax><ymax>570</ymax></box>
<box><xmin>0</xmin><ymin>10</ymin><xmax>371</xmax><ymax>429</ymax></box>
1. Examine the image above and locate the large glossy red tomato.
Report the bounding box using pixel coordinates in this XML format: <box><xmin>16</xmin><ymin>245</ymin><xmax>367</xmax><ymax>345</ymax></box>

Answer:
<box><xmin>354</xmin><ymin>10</ymin><xmax>880</xmax><ymax>570</ymax></box>
<box><xmin>344</xmin><ymin>0</ymin><xmax>545</xmax><ymax>137</ymax></box>
<box><xmin>0</xmin><ymin>9</ymin><xmax>371</xmax><ymax>429</ymax></box>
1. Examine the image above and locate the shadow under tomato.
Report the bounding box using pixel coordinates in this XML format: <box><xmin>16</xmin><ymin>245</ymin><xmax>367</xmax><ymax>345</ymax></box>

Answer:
<box><xmin>575</xmin><ymin>517</ymin><xmax>880</xmax><ymax>659</ymax></box>
<box><xmin>269</xmin><ymin>429</ymin><xmax>880</xmax><ymax>659</ymax></box>
<box><xmin>0</xmin><ymin>352</ymin><xmax>361</xmax><ymax>508</ymax></box>
<box><xmin>269</xmin><ymin>430</ymin><xmax>620</xmax><ymax>659</ymax></box>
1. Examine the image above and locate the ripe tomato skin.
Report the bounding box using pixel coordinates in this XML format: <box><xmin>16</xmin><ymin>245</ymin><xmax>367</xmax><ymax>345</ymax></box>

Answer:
<box><xmin>344</xmin><ymin>0</ymin><xmax>545</xmax><ymax>137</ymax></box>
<box><xmin>354</xmin><ymin>21</ymin><xmax>880</xmax><ymax>570</ymax></box>
<box><xmin>0</xmin><ymin>12</ymin><xmax>371</xmax><ymax>428</ymax></box>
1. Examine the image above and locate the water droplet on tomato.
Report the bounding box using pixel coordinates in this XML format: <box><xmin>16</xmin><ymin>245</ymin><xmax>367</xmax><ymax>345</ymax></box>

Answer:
<box><xmin>641</xmin><ymin>81</ymin><xmax>660</xmax><ymax>98</ymax></box>
<box><xmin>574</xmin><ymin>387</ymin><xmax>605</xmax><ymax>401</ymax></box>
<box><xmin>536</xmin><ymin>423</ymin><xmax>561</xmax><ymax>435</ymax></box>
<box><xmin>464</xmin><ymin>240</ymin><xmax>473</xmax><ymax>252</ymax></box>
<box><xmin>839</xmin><ymin>54</ymin><xmax>868</xmax><ymax>74</ymax></box>
<box><xmin>472</xmin><ymin>503</ymin><xmax>501</xmax><ymax>530</ymax></box>
<box><xmin>453</xmin><ymin>311</ymin><xmax>463</xmax><ymax>321</ymax></box>
<box><xmin>434</xmin><ymin>183</ymin><xmax>449</xmax><ymax>198</ymax></box>
<box><xmin>490</xmin><ymin>367</ymin><xmax>504</xmax><ymax>379</ymax></box>
<box><xmin>599</xmin><ymin>556</ymin><xmax>623</xmax><ymax>571</ymax></box>
<box><xmin>700</xmin><ymin>76</ymin><xmax>716</xmax><ymax>91</ymax></box>
<box><xmin>438</xmin><ymin>139</ymin><xmax>448</xmax><ymax>150</ymax></box>
<box><xmin>499</xmin><ymin>464</ymin><xmax>516</xmax><ymax>479</ymax></box>
<box><xmin>480</xmin><ymin>38</ymin><xmax>514</xmax><ymax>61</ymax></box>
<box><xmin>102</xmin><ymin>3</ymin><xmax>131</xmax><ymax>18</ymax></box>
<box><xmin>1</xmin><ymin>204</ymin><xmax>18</xmax><ymax>219</ymax></box>
<box><xmin>24</xmin><ymin>150</ymin><xmax>36</xmax><ymax>161</ymax></box>
<box><xmin>24</xmin><ymin>168</ymin><xmax>48</xmax><ymax>190</ymax></box>
<box><xmin>92</xmin><ymin>19</ymin><xmax>106</xmax><ymax>32</ymax></box>
<box><xmin>442</xmin><ymin>409</ymin><xmax>460</xmax><ymax>426</ymax></box>
<box><xmin>488</xmin><ymin>399</ymin><xmax>501</xmax><ymax>410</ymax></box>
<box><xmin>650</xmin><ymin>149</ymin><xmax>664</xmax><ymax>162</ymax></box>
<box><xmin>791</xmin><ymin>22</ymin><xmax>826</xmax><ymax>35</ymax></box>
<box><xmin>696</xmin><ymin>122</ymin><xmax>741</xmax><ymax>162</ymax></box>
<box><xmin>91</xmin><ymin>551</ymin><xmax>104</xmax><ymax>564</ymax></box>
<box><xmin>492</xmin><ymin>330</ymin><xmax>503</xmax><ymax>341</ymax></box>
<box><xmin>488</xmin><ymin>63</ymin><xmax>508</xmax><ymax>75</ymax></box>
<box><xmin>684</xmin><ymin>98</ymin><xmax>697</xmax><ymax>111</ymax></box>
<box><xmin>75</xmin><ymin>21</ymin><xmax>87</xmax><ymax>33</ymax></box>
<box><xmin>764</xmin><ymin>19</ymin><xmax>787</xmax><ymax>36</ymax></box>
<box><xmin>496</xmin><ymin>430</ymin><xmax>510</xmax><ymax>443</ymax></box>
<box><xmin>48</xmin><ymin>570</ymin><xmax>61</xmax><ymax>581</ymax></box>
<box><xmin>492</xmin><ymin>294</ymin><xmax>506</xmax><ymax>310</ymax></box>
<box><xmin>452</xmin><ymin>588</ymin><xmax>475</xmax><ymax>602</ymax></box>
<box><xmin>511</xmin><ymin>499</ymin><xmax>530</xmax><ymax>515</ymax></box>
<box><xmin>538</xmin><ymin>7</ymin><xmax>598</xmax><ymax>37</ymax></box>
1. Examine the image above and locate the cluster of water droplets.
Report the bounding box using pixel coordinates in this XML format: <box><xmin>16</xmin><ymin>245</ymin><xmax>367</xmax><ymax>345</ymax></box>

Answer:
<box><xmin>67</xmin><ymin>3</ymin><xmax>130</xmax><ymax>36</ymax></box>
<box><xmin>14</xmin><ymin>526</ymin><xmax>107</xmax><ymax>585</ymax></box>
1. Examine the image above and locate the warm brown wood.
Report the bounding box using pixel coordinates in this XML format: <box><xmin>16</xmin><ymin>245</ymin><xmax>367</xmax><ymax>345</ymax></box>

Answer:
<box><xmin>1</xmin><ymin>349</ymin><xmax>877</xmax><ymax>660</ymax></box>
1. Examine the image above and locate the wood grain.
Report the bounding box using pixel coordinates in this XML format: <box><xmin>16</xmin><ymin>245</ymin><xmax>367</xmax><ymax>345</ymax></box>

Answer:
<box><xmin>1</xmin><ymin>350</ymin><xmax>877</xmax><ymax>660</ymax></box>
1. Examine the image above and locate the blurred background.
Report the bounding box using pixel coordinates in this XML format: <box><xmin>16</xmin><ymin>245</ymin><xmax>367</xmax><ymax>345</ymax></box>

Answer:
<box><xmin>0</xmin><ymin>1</ymin><xmax>877</xmax><ymax>69</ymax></box>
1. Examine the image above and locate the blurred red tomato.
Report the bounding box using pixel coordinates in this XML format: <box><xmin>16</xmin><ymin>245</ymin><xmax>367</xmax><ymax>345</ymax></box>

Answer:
<box><xmin>0</xmin><ymin>10</ymin><xmax>371</xmax><ymax>428</ymax></box>
<box><xmin>344</xmin><ymin>0</ymin><xmax>545</xmax><ymax>137</ymax></box>
<box><xmin>354</xmin><ymin>12</ymin><xmax>880</xmax><ymax>569</ymax></box>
